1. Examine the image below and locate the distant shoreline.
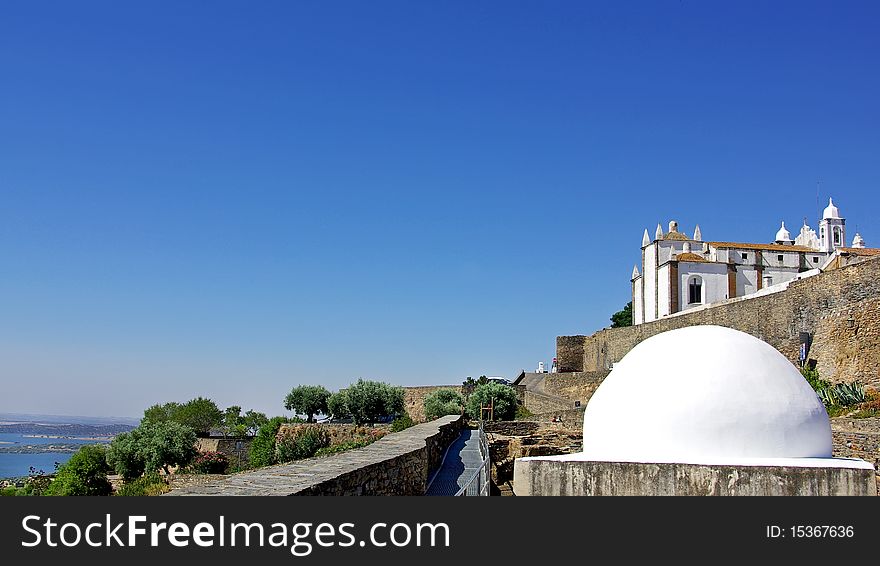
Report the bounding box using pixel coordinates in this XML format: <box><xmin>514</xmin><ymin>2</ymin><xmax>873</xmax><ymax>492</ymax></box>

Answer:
<box><xmin>22</xmin><ymin>434</ymin><xmax>115</xmax><ymax>441</ymax></box>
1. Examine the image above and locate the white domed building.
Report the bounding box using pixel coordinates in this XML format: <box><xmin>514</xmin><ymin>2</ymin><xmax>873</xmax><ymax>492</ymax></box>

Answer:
<box><xmin>513</xmin><ymin>326</ymin><xmax>876</xmax><ymax>496</ymax></box>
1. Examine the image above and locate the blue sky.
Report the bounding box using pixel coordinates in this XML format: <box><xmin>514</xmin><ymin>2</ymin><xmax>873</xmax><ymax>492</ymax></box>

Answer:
<box><xmin>1</xmin><ymin>1</ymin><xmax>878</xmax><ymax>418</ymax></box>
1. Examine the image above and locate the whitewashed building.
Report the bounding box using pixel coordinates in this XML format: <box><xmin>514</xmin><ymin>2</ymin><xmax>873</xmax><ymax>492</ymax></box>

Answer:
<box><xmin>632</xmin><ymin>198</ymin><xmax>873</xmax><ymax>324</ymax></box>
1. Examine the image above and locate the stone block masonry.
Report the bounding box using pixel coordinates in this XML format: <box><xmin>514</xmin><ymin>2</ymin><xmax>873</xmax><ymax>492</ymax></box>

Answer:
<box><xmin>558</xmin><ymin>256</ymin><xmax>880</xmax><ymax>389</ymax></box>
<box><xmin>167</xmin><ymin>415</ymin><xmax>465</xmax><ymax>496</ymax></box>
<box><xmin>404</xmin><ymin>385</ymin><xmax>464</xmax><ymax>422</ymax></box>
<box><xmin>514</xmin><ymin>459</ymin><xmax>876</xmax><ymax>496</ymax></box>
<box><xmin>195</xmin><ymin>438</ymin><xmax>253</xmax><ymax>465</ymax></box>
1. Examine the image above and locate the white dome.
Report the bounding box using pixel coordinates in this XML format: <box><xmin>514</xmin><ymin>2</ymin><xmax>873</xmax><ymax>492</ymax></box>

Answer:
<box><xmin>852</xmin><ymin>233</ymin><xmax>865</xmax><ymax>248</ymax></box>
<box><xmin>822</xmin><ymin>197</ymin><xmax>841</xmax><ymax>219</ymax></box>
<box><xmin>775</xmin><ymin>221</ymin><xmax>792</xmax><ymax>242</ymax></box>
<box><xmin>581</xmin><ymin>326</ymin><xmax>832</xmax><ymax>463</ymax></box>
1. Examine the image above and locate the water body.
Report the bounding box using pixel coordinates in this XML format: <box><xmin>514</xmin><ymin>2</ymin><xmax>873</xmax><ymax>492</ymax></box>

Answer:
<box><xmin>0</xmin><ymin>433</ymin><xmax>110</xmax><ymax>479</ymax></box>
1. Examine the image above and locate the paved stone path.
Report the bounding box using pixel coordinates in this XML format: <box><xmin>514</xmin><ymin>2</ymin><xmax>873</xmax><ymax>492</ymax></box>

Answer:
<box><xmin>425</xmin><ymin>429</ymin><xmax>483</xmax><ymax>496</ymax></box>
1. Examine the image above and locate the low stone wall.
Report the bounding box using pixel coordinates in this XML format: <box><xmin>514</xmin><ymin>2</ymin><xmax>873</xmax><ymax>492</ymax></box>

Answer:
<box><xmin>514</xmin><ymin>458</ymin><xmax>876</xmax><ymax>496</ymax></box>
<box><xmin>195</xmin><ymin>438</ymin><xmax>253</xmax><ymax>464</ymax></box>
<box><xmin>404</xmin><ymin>385</ymin><xmax>463</xmax><ymax>423</ymax></box>
<box><xmin>276</xmin><ymin>423</ymin><xmax>387</xmax><ymax>448</ymax></box>
<box><xmin>831</xmin><ymin>417</ymin><xmax>880</xmax><ymax>493</ymax></box>
<box><xmin>486</xmin><ymin>420</ymin><xmax>582</xmax><ymax>495</ymax></box>
<box><xmin>532</xmin><ymin>407</ymin><xmax>586</xmax><ymax>430</ymax></box>
<box><xmin>167</xmin><ymin>415</ymin><xmax>466</xmax><ymax>496</ymax></box>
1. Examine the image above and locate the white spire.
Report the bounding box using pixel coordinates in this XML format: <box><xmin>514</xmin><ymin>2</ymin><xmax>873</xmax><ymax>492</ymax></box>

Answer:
<box><xmin>693</xmin><ymin>224</ymin><xmax>702</xmax><ymax>241</ymax></box>
<box><xmin>632</xmin><ymin>265</ymin><xmax>640</xmax><ymax>280</ymax></box>
<box><xmin>852</xmin><ymin>233</ymin><xmax>866</xmax><ymax>249</ymax></box>
<box><xmin>642</xmin><ymin>229</ymin><xmax>651</xmax><ymax>247</ymax></box>
<box><xmin>655</xmin><ymin>223</ymin><xmax>664</xmax><ymax>240</ymax></box>
<box><xmin>823</xmin><ymin>197</ymin><xmax>841</xmax><ymax>219</ymax></box>
<box><xmin>775</xmin><ymin>221</ymin><xmax>793</xmax><ymax>244</ymax></box>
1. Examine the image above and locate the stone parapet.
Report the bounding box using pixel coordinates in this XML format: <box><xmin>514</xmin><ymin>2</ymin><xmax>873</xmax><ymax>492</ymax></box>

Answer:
<box><xmin>167</xmin><ymin>415</ymin><xmax>465</xmax><ymax>496</ymax></box>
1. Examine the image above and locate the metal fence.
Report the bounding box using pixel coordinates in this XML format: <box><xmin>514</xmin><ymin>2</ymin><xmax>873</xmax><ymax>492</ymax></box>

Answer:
<box><xmin>455</xmin><ymin>421</ymin><xmax>490</xmax><ymax>496</ymax></box>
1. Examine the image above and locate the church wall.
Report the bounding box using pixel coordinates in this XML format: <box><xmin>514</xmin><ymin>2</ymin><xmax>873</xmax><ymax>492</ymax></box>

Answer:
<box><xmin>633</xmin><ymin>278</ymin><xmax>643</xmax><ymax>324</ymax></box>
<box><xmin>560</xmin><ymin>255</ymin><xmax>880</xmax><ymax>389</ymax></box>
<box><xmin>643</xmin><ymin>243</ymin><xmax>657</xmax><ymax>323</ymax></box>
<box><xmin>678</xmin><ymin>263</ymin><xmax>727</xmax><ymax>310</ymax></box>
<box><xmin>657</xmin><ymin>264</ymin><xmax>670</xmax><ymax>318</ymax></box>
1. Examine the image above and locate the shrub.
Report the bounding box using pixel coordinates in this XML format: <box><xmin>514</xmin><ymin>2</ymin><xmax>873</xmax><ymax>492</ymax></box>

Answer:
<box><xmin>275</xmin><ymin>425</ymin><xmax>330</xmax><ymax>463</ymax></box>
<box><xmin>107</xmin><ymin>421</ymin><xmax>197</xmax><ymax>479</ymax></box>
<box><xmin>13</xmin><ymin>467</ymin><xmax>54</xmax><ymax>496</ymax></box>
<box><xmin>1</xmin><ymin>486</ymin><xmax>20</xmax><ymax>496</ymax></box>
<box><xmin>189</xmin><ymin>451</ymin><xmax>229</xmax><ymax>474</ymax></box>
<box><xmin>345</xmin><ymin>379</ymin><xmax>405</xmax><ymax>425</ymax></box>
<box><xmin>515</xmin><ymin>404</ymin><xmax>533</xmax><ymax>420</ymax></box>
<box><xmin>390</xmin><ymin>415</ymin><xmax>415</xmax><ymax>432</ymax></box>
<box><xmin>466</xmin><ymin>382</ymin><xmax>518</xmax><ymax>421</ymax></box>
<box><xmin>45</xmin><ymin>445</ymin><xmax>112</xmax><ymax>496</ymax></box>
<box><xmin>424</xmin><ymin>389</ymin><xmax>463</xmax><ymax>421</ymax></box>
<box><xmin>249</xmin><ymin>416</ymin><xmax>291</xmax><ymax>468</ymax></box>
<box><xmin>115</xmin><ymin>473</ymin><xmax>169</xmax><ymax>496</ymax></box>
<box><xmin>143</xmin><ymin>398</ymin><xmax>222</xmax><ymax>437</ymax></box>
<box><xmin>801</xmin><ymin>367</ymin><xmax>867</xmax><ymax>412</ymax></box>
<box><xmin>106</xmin><ymin>430</ymin><xmax>146</xmax><ymax>481</ymax></box>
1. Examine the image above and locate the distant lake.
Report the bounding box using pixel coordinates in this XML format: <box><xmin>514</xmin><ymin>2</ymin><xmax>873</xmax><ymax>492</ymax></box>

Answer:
<box><xmin>0</xmin><ymin>433</ymin><xmax>111</xmax><ymax>479</ymax></box>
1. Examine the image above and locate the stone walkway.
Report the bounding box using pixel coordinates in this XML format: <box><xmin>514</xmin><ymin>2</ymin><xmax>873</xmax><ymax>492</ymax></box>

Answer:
<box><xmin>165</xmin><ymin>415</ymin><xmax>463</xmax><ymax>496</ymax></box>
<box><xmin>425</xmin><ymin>429</ymin><xmax>484</xmax><ymax>496</ymax></box>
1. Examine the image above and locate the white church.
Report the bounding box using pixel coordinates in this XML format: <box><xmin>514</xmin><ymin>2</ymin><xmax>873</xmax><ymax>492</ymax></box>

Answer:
<box><xmin>632</xmin><ymin>198</ymin><xmax>876</xmax><ymax>325</ymax></box>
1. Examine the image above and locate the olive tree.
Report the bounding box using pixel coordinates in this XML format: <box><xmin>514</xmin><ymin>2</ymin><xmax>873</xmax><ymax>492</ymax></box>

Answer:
<box><xmin>283</xmin><ymin>385</ymin><xmax>331</xmax><ymax>422</ymax></box>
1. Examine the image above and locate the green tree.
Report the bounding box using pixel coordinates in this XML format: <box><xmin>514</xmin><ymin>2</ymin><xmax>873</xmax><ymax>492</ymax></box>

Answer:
<box><xmin>45</xmin><ymin>445</ymin><xmax>112</xmax><ymax>496</ymax></box>
<box><xmin>142</xmin><ymin>398</ymin><xmax>222</xmax><ymax>437</ymax></box>
<box><xmin>106</xmin><ymin>429</ymin><xmax>147</xmax><ymax>481</ymax></box>
<box><xmin>107</xmin><ymin>421</ymin><xmax>197</xmax><ymax>478</ymax></box>
<box><xmin>242</xmin><ymin>410</ymin><xmax>268</xmax><ymax>436</ymax></box>
<box><xmin>249</xmin><ymin>416</ymin><xmax>291</xmax><ymax>468</ymax></box>
<box><xmin>466</xmin><ymin>382</ymin><xmax>518</xmax><ymax>421</ymax></box>
<box><xmin>284</xmin><ymin>385</ymin><xmax>331</xmax><ymax>422</ymax></box>
<box><xmin>175</xmin><ymin>397</ymin><xmax>223</xmax><ymax>436</ymax></box>
<box><xmin>326</xmin><ymin>391</ymin><xmax>351</xmax><ymax>419</ymax></box>
<box><xmin>142</xmin><ymin>402</ymin><xmax>182</xmax><ymax>425</ymax></box>
<box><xmin>424</xmin><ymin>388</ymin><xmax>464</xmax><ymax>421</ymax></box>
<box><xmin>345</xmin><ymin>379</ymin><xmax>405</xmax><ymax>426</ymax></box>
<box><xmin>221</xmin><ymin>405</ymin><xmax>245</xmax><ymax>438</ymax></box>
<box><xmin>610</xmin><ymin>301</ymin><xmax>633</xmax><ymax>328</ymax></box>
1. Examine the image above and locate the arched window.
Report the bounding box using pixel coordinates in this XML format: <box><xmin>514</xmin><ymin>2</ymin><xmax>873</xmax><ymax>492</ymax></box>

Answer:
<box><xmin>688</xmin><ymin>276</ymin><xmax>703</xmax><ymax>305</ymax></box>
<box><xmin>833</xmin><ymin>228</ymin><xmax>841</xmax><ymax>246</ymax></box>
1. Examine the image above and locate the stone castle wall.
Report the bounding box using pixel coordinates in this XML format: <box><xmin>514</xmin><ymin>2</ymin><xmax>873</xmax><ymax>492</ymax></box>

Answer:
<box><xmin>558</xmin><ymin>256</ymin><xmax>880</xmax><ymax>389</ymax></box>
<box><xmin>542</xmin><ymin>371</ymin><xmax>609</xmax><ymax>404</ymax></box>
<box><xmin>404</xmin><ymin>385</ymin><xmax>463</xmax><ymax>422</ymax></box>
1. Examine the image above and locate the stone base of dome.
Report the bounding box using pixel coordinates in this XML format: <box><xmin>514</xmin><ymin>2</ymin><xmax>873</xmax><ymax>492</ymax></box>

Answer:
<box><xmin>512</xmin><ymin>456</ymin><xmax>876</xmax><ymax>496</ymax></box>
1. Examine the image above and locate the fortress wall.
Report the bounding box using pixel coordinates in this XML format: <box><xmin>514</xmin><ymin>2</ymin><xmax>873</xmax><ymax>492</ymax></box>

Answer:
<box><xmin>558</xmin><ymin>256</ymin><xmax>880</xmax><ymax>389</ymax></box>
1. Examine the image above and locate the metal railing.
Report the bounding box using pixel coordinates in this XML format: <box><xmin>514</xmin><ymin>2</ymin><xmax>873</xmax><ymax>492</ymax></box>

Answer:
<box><xmin>455</xmin><ymin>421</ymin><xmax>490</xmax><ymax>496</ymax></box>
